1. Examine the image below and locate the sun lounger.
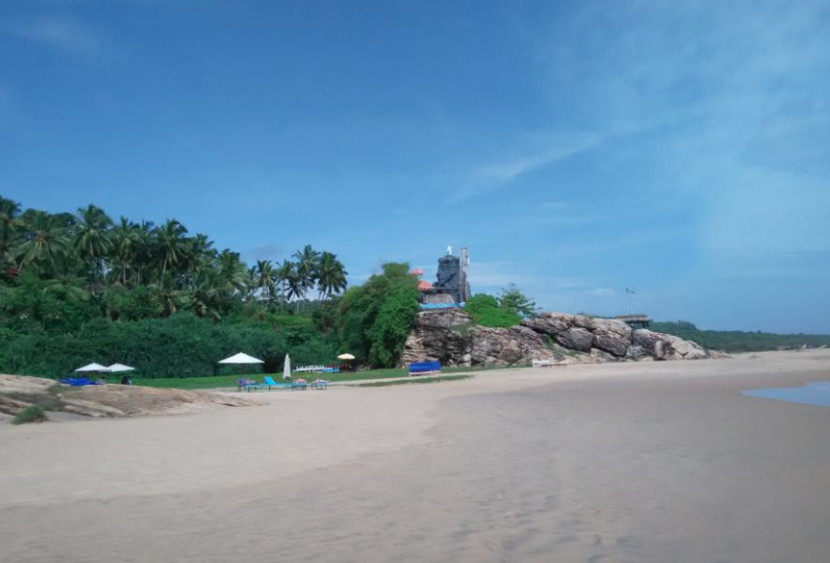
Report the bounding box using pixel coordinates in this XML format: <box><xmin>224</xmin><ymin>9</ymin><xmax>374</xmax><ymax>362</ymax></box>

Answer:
<box><xmin>292</xmin><ymin>379</ymin><xmax>308</xmax><ymax>390</ymax></box>
<box><xmin>237</xmin><ymin>378</ymin><xmax>268</xmax><ymax>392</ymax></box>
<box><xmin>263</xmin><ymin>376</ymin><xmax>293</xmax><ymax>390</ymax></box>
<box><xmin>408</xmin><ymin>361</ymin><xmax>441</xmax><ymax>376</ymax></box>
<box><xmin>313</xmin><ymin>379</ymin><xmax>328</xmax><ymax>390</ymax></box>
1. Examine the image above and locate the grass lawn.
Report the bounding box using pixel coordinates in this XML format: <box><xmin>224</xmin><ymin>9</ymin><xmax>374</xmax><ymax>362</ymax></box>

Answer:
<box><xmin>132</xmin><ymin>368</ymin><xmax>409</xmax><ymax>389</ymax></box>
<box><xmin>130</xmin><ymin>364</ymin><xmax>518</xmax><ymax>390</ymax></box>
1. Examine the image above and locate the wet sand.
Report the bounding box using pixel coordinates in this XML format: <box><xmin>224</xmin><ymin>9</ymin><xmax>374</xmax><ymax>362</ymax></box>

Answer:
<box><xmin>2</xmin><ymin>350</ymin><xmax>830</xmax><ymax>562</ymax></box>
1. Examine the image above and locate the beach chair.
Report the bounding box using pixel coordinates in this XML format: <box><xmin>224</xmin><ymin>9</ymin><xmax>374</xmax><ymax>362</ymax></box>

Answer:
<box><xmin>313</xmin><ymin>379</ymin><xmax>328</xmax><ymax>390</ymax></box>
<box><xmin>292</xmin><ymin>379</ymin><xmax>308</xmax><ymax>391</ymax></box>
<box><xmin>264</xmin><ymin>376</ymin><xmax>292</xmax><ymax>390</ymax></box>
<box><xmin>237</xmin><ymin>378</ymin><xmax>268</xmax><ymax>392</ymax></box>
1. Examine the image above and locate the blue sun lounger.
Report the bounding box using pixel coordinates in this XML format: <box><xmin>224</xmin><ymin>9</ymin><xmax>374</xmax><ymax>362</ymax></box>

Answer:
<box><xmin>238</xmin><ymin>378</ymin><xmax>268</xmax><ymax>392</ymax></box>
<box><xmin>264</xmin><ymin>376</ymin><xmax>293</xmax><ymax>390</ymax></box>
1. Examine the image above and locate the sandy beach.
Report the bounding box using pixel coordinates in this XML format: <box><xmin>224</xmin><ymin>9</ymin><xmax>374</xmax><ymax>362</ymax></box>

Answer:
<box><xmin>2</xmin><ymin>350</ymin><xmax>830</xmax><ymax>562</ymax></box>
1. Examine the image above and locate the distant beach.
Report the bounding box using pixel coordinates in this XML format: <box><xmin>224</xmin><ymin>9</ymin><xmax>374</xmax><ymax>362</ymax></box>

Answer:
<box><xmin>2</xmin><ymin>350</ymin><xmax>830</xmax><ymax>562</ymax></box>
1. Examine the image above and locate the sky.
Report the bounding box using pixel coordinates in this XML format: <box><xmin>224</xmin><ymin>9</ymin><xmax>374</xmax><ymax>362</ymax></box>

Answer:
<box><xmin>1</xmin><ymin>0</ymin><xmax>829</xmax><ymax>333</ymax></box>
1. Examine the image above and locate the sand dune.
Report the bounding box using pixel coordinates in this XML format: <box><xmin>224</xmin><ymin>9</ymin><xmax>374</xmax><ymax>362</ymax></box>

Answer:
<box><xmin>2</xmin><ymin>350</ymin><xmax>829</xmax><ymax>562</ymax></box>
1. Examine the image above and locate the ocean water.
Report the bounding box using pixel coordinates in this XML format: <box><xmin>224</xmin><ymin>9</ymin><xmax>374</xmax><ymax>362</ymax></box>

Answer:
<box><xmin>742</xmin><ymin>380</ymin><xmax>830</xmax><ymax>407</ymax></box>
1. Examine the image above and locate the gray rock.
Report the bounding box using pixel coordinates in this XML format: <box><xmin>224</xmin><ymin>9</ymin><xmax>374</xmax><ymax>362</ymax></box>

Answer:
<box><xmin>404</xmin><ymin>310</ymin><xmax>716</xmax><ymax>367</ymax></box>
<box><xmin>632</xmin><ymin>329</ymin><xmax>662</xmax><ymax>352</ymax></box>
<box><xmin>470</xmin><ymin>325</ymin><xmax>555</xmax><ymax>367</ymax></box>
<box><xmin>555</xmin><ymin>327</ymin><xmax>594</xmax><ymax>352</ymax></box>
<box><xmin>401</xmin><ymin>310</ymin><xmax>474</xmax><ymax>367</ymax></box>
<box><xmin>590</xmin><ymin>348</ymin><xmax>621</xmax><ymax>362</ymax></box>
<box><xmin>625</xmin><ymin>345</ymin><xmax>650</xmax><ymax>360</ymax></box>
<box><xmin>521</xmin><ymin>312</ymin><xmax>574</xmax><ymax>335</ymax></box>
<box><xmin>592</xmin><ymin>335</ymin><xmax>630</xmax><ymax>357</ymax></box>
<box><xmin>653</xmin><ymin>339</ymin><xmax>676</xmax><ymax>361</ymax></box>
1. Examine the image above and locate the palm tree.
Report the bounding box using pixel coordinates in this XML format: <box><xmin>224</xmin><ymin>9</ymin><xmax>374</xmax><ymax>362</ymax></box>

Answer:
<box><xmin>110</xmin><ymin>217</ymin><xmax>139</xmax><ymax>287</ymax></box>
<box><xmin>283</xmin><ymin>265</ymin><xmax>305</xmax><ymax>312</ymax></box>
<box><xmin>73</xmin><ymin>205</ymin><xmax>113</xmax><ymax>292</ymax></box>
<box><xmin>216</xmin><ymin>250</ymin><xmax>249</xmax><ymax>295</ymax></box>
<box><xmin>131</xmin><ymin>220</ymin><xmax>155</xmax><ymax>286</ymax></box>
<box><xmin>292</xmin><ymin>245</ymin><xmax>320</xmax><ymax>311</ymax></box>
<box><xmin>0</xmin><ymin>197</ymin><xmax>22</xmax><ymax>273</ymax></box>
<box><xmin>156</xmin><ymin>219</ymin><xmax>188</xmax><ymax>287</ymax></box>
<box><xmin>14</xmin><ymin>211</ymin><xmax>70</xmax><ymax>275</ymax></box>
<box><xmin>316</xmin><ymin>251</ymin><xmax>348</xmax><ymax>299</ymax></box>
<box><xmin>253</xmin><ymin>259</ymin><xmax>277</xmax><ymax>302</ymax></box>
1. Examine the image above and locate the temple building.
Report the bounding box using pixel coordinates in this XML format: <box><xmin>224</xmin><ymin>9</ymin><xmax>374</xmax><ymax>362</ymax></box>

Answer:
<box><xmin>411</xmin><ymin>246</ymin><xmax>470</xmax><ymax>307</ymax></box>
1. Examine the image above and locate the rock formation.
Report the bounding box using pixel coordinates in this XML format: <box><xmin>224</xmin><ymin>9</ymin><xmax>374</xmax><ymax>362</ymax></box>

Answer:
<box><xmin>401</xmin><ymin>310</ymin><xmax>714</xmax><ymax>367</ymax></box>
<box><xmin>0</xmin><ymin>373</ymin><xmax>254</xmax><ymax>422</ymax></box>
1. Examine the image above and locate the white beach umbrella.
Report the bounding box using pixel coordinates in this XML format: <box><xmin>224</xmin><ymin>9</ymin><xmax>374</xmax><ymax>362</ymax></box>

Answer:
<box><xmin>107</xmin><ymin>363</ymin><xmax>136</xmax><ymax>373</ymax></box>
<box><xmin>337</xmin><ymin>353</ymin><xmax>355</xmax><ymax>360</ymax></box>
<box><xmin>218</xmin><ymin>352</ymin><xmax>264</xmax><ymax>365</ymax></box>
<box><xmin>283</xmin><ymin>354</ymin><xmax>291</xmax><ymax>379</ymax></box>
<box><xmin>75</xmin><ymin>363</ymin><xmax>109</xmax><ymax>373</ymax></box>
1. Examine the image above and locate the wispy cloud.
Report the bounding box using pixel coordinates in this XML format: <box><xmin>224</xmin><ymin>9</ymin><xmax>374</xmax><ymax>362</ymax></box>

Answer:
<box><xmin>450</xmin><ymin>132</ymin><xmax>603</xmax><ymax>202</ymax></box>
<box><xmin>473</xmin><ymin>134</ymin><xmax>601</xmax><ymax>183</ymax></box>
<box><xmin>529</xmin><ymin>0</ymin><xmax>830</xmax><ymax>266</ymax></box>
<box><xmin>3</xmin><ymin>15</ymin><xmax>99</xmax><ymax>53</ymax></box>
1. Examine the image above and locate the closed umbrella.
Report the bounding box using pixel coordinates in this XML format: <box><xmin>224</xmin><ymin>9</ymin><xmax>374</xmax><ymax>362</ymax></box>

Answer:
<box><xmin>283</xmin><ymin>354</ymin><xmax>291</xmax><ymax>380</ymax></box>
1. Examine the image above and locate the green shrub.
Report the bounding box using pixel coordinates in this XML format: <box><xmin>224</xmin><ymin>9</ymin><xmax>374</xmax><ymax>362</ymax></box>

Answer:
<box><xmin>12</xmin><ymin>405</ymin><xmax>48</xmax><ymax>425</ymax></box>
<box><xmin>465</xmin><ymin>294</ymin><xmax>522</xmax><ymax>328</ymax></box>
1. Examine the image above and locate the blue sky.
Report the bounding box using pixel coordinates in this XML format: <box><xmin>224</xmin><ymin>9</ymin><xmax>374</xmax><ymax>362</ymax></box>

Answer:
<box><xmin>1</xmin><ymin>0</ymin><xmax>829</xmax><ymax>333</ymax></box>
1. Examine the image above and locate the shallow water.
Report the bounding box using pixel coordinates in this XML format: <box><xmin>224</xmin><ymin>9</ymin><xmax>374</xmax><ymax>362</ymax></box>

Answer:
<box><xmin>742</xmin><ymin>380</ymin><xmax>830</xmax><ymax>407</ymax></box>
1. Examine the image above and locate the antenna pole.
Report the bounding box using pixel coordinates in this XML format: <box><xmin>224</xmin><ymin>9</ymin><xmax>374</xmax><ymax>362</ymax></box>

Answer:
<box><xmin>625</xmin><ymin>288</ymin><xmax>636</xmax><ymax>314</ymax></box>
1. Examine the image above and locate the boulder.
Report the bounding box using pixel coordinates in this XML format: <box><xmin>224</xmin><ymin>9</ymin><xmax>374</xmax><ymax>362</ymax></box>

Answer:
<box><xmin>555</xmin><ymin>327</ymin><xmax>594</xmax><ymax>352</ymax></box>
<box><xmin>625</xmin><ymin>345</ymin><xmax>650</xmax><ymax>360</ymax></box>
<box><xmin>592</xmin><ymin>335</ymin><xmax>630</xmax><ymax>357</ymax></box>
<box><xmin>589</xmin><ymin>348</ymin><xmax>621</xmax><ymax>362</ymax></box>
<box><xmin>521</xmin><ymin>312</ymin><xmax>574</xmax><ymax>335</ymax></box>
<box><xmin>400</xmin><ymin>309</ymin><xmax>474</xmax><ymax>367</ymax></box>
<box><xmin>653</xmin><ymin>339</ymin><xmax>676</xmax><ymax>361</ymax></box>
<box><xmin>470</xmin><ymin>326</ymin><xmax>555</xmax><ymax>367</ymax></box>
<box><xmin>403</xmin><ymin>310</ymin><xmax>717</xmax><ymax>367</ymax></box>
<box><xmin>632</xmin><ymin>329</ymin><xmax>663</xmax><ymax>352</ymax></box>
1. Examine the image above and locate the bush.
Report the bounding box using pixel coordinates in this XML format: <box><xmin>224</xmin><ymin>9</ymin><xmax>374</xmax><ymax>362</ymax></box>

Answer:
<box><xmin>12</xmin><ymin>405</ymin><xmax>48</xmax><ymax>425</ymax></box>
<box><xmin>367</xmin><ymin>286</ymin><xmax>421</xmax><ymax>367</ymax></box>
<box><xmin>465</xmin><ymin>294</ymin><xmax>522</xmax><ymax>328</ymax></box>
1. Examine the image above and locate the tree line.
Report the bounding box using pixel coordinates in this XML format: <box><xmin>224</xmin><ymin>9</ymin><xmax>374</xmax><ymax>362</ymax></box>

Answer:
<box><xmin>651</xmin><ymin>321</ymin><xmax>830</xmax><ymax>353</ymax></box>
<box><xmin>0</xmin><ymin>196</ymin><xmax>347</xmax><ymax>320</ymax></box>
<box><xmin>0</xmin><ymin>195</ymin><xmax>431</xmax><ymax>376</ymax></box>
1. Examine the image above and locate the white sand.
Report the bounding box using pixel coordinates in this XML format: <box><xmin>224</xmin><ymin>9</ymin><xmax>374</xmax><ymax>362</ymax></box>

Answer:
<box><xmin>2</xmin><ymin>350</ymin><xmax>829</xmax><ymax>562</ymax></box>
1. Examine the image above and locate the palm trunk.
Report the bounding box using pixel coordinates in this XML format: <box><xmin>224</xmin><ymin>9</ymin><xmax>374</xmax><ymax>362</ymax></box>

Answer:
<box><xmin>160</xmin><ymin>256</ymin><xmax>168</xmax><ymax>287</ymax></box>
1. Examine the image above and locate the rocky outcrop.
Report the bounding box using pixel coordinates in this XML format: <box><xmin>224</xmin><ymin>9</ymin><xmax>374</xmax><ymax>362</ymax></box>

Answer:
<box><xmin>0</xmin><ymin>373</ymin><xmax>254</xmax><ymax>422</ymax></box>
<box><xmin>401</xmin><ymin>310</ymin><xmax>715</xmax><ymax>367</ymax></box>
<box><xmin>470</xmin><ymin>326</ymin><xmax>555</xmax><ymax>366</ymax></box>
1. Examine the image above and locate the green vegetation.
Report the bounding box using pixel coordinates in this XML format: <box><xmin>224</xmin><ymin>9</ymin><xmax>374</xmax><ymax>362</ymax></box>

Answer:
<box><xmin>133</xmin><ymin>367</ymin><xmax>411</xmax><ymax>389</ymax></box>
<box><xmin>464</xmin><ymin>285</ymin><xmax>537</xmax><ymax>328</ymax></box>
<box><xmin>0</xmin><ymin>197</ymin><xmax>423</xmax><ymax>377</ymax></box>
<box><xmin>336</xmin><ymin>263</ymin><xmax>420</xmax><ymax>366</ymax></box>
<box><xmin>652</xmin><ymin>321</ymin><xmax>830</xmax><ymax>353</ymax></box>
<box><xmin>497</xmin><ymin>284</ymin><xmax>539</xmax><ymax>317</ymax></box>
<box><xmin>356</xmin><ymin>374</ymin><xmax>473</xmax><ymax>387</ymax></box>
<box><xmin>12</xmin><ymin>405</ymin><xmax>48</xmax><ymax>425</ymax></box>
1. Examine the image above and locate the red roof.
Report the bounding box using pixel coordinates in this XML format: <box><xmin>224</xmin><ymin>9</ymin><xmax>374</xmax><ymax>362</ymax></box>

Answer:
<box><xmin>417</xmin><ymin>280</ymin><xmax>433</xmax><ymax>290</ymax></box>
<box><xmin>410</xmin><ymin>268</ymin><xmax>425</xmax><ymax>276</ymax></box>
